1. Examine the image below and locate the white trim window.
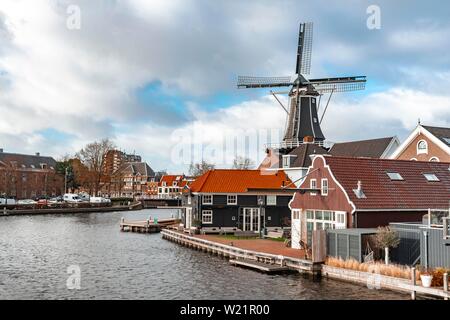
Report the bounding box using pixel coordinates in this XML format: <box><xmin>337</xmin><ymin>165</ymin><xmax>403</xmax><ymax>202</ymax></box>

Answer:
<box><xmin>201</xmin><ymin>210</ymin><xmax>213</xmax><ymax>224</ymax></box>
<box><xmin>266</xmin><ymin>195</ymin><xmax>277</xmax><ymax>206</ymax></box>
<box><xmin>292</xmin><ymin>209</ymin><xmax>300</xmax><ymax>220</ymax></box>
<box><xmin>227</xmin><ymin>195</ymin><xmax>237</xmax><ymax>205</ymax></box>
<box><xmin>202</xmin><ymin>194</ymin><xmax>213</xmax><ymax>205</ymax></box>
<box><xmin>321</xmin><ymin>178</ymin><xmax>328</xmax><ymax>196</ymax></box>
<box><xmin>310</xmin><ymin>179</ymin><xmax>317</xmax><ymax>196</ymax></box>
<box><xmin>417</xmin><ymin>140</ymin><xmax>428</xmax><ymax>155</ymax></box>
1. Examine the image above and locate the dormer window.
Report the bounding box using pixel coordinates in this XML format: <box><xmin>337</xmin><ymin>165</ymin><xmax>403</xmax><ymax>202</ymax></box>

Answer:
<box><xmin>162</xmin><ymin>181</ymin><xmax>167</xmax><ymax>186</ymax></box>
<box><xmin>173</xmin><ymin>181</ymin><xmax>178</xmax><ymax>186</ymax></box>
<box><xmin>282</xmin><ymin>155</ymin><xmax>297</xmax><ymax>168</ymax></box>
<box><xmin>417</xmin><ymin>140</ymin><xmax>428</xmax><ymax>155</ymax></box>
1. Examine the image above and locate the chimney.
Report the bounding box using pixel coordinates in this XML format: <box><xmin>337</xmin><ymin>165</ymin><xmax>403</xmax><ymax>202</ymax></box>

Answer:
<box><xmin>35</xmin><ymin>152</ymin><xmax>40</xmax><ymax>156</ymax></box>
<box><xmin>353</xmin><ymin>180</ymin><xmax>366</xmax><ymax>199</ymax></box>
<box><xmin>357</xmin><ymin>180</ymin><xmax>362</xmax><ymax>192</ymax></box>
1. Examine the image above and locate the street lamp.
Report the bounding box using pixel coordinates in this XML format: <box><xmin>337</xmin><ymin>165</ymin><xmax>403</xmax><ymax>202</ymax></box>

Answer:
<box><xmin>258</xmin><ymin>196</ymin><xmax>264</xmax><ymax>239</ymax></box>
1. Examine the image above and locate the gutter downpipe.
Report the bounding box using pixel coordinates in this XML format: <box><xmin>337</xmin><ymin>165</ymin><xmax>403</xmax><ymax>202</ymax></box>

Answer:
<box><xmin>423</xmin><ymin>230</ymin><xmax>429</xmax><ymax>270</ymax></box>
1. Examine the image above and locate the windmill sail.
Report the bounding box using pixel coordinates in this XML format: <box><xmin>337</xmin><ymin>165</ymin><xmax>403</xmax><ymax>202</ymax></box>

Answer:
<box><xmin>296</xmin><ymin>22</ymin><xmax>313</xmax><ymax>75</ymax></box>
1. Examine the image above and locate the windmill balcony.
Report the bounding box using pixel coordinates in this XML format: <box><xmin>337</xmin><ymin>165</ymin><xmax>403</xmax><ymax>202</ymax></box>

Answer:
<box><xmin>265</xmin><ymin>140</ymin><xmax>335</xmax><ymax>150</ymax></box>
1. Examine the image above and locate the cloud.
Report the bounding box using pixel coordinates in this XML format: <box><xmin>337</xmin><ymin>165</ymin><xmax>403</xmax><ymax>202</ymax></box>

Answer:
<box><xmin>0</xmin><ymin>0</ymin><xmax>449</xmax><ymax>172</ymax></box>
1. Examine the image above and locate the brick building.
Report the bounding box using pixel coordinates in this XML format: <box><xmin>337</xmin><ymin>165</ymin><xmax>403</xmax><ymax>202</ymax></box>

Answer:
<box><xmin>391</xmin><ymin>124</ymin><xmax>450</xmax><ymax>162</ymax></box>
<box><xmin>0</xmin><ymin>149</ymin><xmax>64</xmax><ymax>199</ymax></box>
<box><xmin>289</xmin><ymin>155</ymin><xmax>450</xmax><ymax>249</ymax></box>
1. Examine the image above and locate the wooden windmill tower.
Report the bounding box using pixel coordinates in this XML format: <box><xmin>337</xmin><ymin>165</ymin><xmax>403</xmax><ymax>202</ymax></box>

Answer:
<box><xmin>237</xmin><ymin>22</ymin><xmax>367</xmax><ymax>151</ymax></box>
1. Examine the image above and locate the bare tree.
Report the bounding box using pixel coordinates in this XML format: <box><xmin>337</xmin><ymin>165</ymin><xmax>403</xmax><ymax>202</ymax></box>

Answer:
<box><xmin>373</xmin><ymin>226</ymin><xmax>400</xmax><ymax>265</ymax></box>
<box><xmin>189</xmin><ymin>160</ymin><xmax>215</xmax><ymax>177</ymax></box>
<box><xmin>76</xmin><ymin>138</ymin><xmax>115</xmax><ymax>195</ymax></box>
<box><xmin>232</xmin><ymin>156</ymin><xmax>255</xmax><ymax>170</ymax></box>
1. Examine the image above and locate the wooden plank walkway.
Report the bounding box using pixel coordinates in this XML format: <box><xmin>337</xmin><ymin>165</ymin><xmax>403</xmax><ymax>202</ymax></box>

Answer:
<box><xmin>229</xmin><ymin>259</ymin><xmax>290</xmax><ymax>273</ymax></box>
<box><xmin>120</xmin><ymin>218</ymin><xmax>180</xmax><ymax>233</ymax></box>
<box><xmin>161</xmin><ymin>229</ymin><xmax>321</xmax><ymax>275</ymax></box>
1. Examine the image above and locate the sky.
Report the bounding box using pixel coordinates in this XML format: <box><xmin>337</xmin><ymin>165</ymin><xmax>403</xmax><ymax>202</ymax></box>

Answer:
<box><xmin>0</xmin><ymin>0</ymin><xmax>449</xmax><ymax>173</ymax></box>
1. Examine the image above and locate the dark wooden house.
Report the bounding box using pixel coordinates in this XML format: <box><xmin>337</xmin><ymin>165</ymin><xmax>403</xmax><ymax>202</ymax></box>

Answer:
<box><xmin>182</xmin><ymin>169</ymin><xmax>294</xmax><ymax>233</ymax></box>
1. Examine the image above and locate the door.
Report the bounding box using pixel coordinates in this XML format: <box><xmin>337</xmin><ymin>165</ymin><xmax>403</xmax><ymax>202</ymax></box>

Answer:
<box><xmin>185</xmin><ymin>207</ymin><xmax>192</xmax><ymax>229</ymax></box>
<box><xmin>243</xmin><ymin>208</ymin><xmax>260</xmax><ymax>232</ymax></box>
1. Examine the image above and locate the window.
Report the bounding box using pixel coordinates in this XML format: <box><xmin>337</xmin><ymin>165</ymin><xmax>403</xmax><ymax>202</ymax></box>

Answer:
<box><xmin>202</xmin><ymin>210</ymin><xmax>213</xmax><ymax>224</ymax></box>
<box><xmin>282</xmin><ymin>156</ymin><xmax>290</xmax><ymax>168</ymax></box>
<box><xmin>202</xmin><ymin>195</ymin><xmax>213</xmax><ymax>205</ymax></box>
<box><xmin>423</xmin><ymin>173</ymin><xmax>440</xmax><ymax>182</ymax></box>
<box><xmin>417</xmin><ymin>140</ymin><xmax>428</xmax><ymax>154</ymax></box>
<box><xmin>386</xmin><ymin>172</ymin><xmax>404</xmax><ymax>181</ymax></box>
<box><xmin>266</xmin><ymin>195</ymin><xmax>277</xmax><ymax>206</ymax></box>
<box><xmin>292</xmin><ymin>210</ymin><xmax>300</xmax><ymax>220</ymax></box>
<box><xmin>162</xmin><ymin>181</ymin><xmax>167</xmax><ymax>186</ymax></box>
<box><xmin>173</xmin><ymin>181</ymin><xmax>178</xmax><ymax>186</ymax></box>
<box><xmin>429</xmin><ymin>157</ymin><xmax>440</xmax><ymax>162</ymax></box>
<box><xmin>321</xmin><ymin>178</ymin><xmax>328</xmax><ymax>196</ymax></box>
<box><xmin>310</xmin><ymin>179</ymin><xmax>317</xmax><ymax>195</ymax></box>
<box><xmin>410</xmin><ymin>158</ymin><xmax>418</xmax><ymax>161</ymax></box>
<box><xmin>227</xmin><ymin>195</ymin><xmax>237</xmax><ymax>205</ymax></box>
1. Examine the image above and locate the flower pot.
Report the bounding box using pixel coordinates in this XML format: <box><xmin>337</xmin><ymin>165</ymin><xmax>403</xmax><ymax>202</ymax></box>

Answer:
<box><xmin>420</xmin><ymin>275</ymin><xmax>433</xmax><ymax>288</ymax></box>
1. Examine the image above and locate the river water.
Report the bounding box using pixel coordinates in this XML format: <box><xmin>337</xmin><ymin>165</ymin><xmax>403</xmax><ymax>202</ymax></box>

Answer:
<box><xmin>0</xmin><ymin>209</ymin><xmax>407</xmax><ymax>300</ymax></box>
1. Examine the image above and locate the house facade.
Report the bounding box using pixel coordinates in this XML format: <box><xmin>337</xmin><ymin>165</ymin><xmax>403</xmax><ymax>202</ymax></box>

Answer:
<box><xmin>390</xmin><ymin>124</ymin><xmax>450</xmax><ymax>162</ymax></box>
<box><xmin>0</xmin><ymin>150</ymin><xmax>64</xmax><ymax>199</ymax></box>
<box><xmin>182</xmin><ymin>169</ymin><xmax>294</xmax><ymax>232</ymax></box>
<box><xmin>157</xmin><ymin>175</ymin><xmax>191</xmax><ymax>199</ymax></box>
<box><xmin>289</xmin><ymin>155</ymin><xmax>450</xmax><ymax>249</ymax></box>
<box><xmin>109</xmin><ymin>162</ymin><xmax>155</xmax><ymax>197</ymax></box>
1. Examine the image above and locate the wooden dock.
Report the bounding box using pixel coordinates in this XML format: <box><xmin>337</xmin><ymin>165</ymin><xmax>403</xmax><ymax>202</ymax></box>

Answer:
<box><xmin>161</xmin><ymin>229</ymin><xmax>321</xmax><ymax>275</ymax></box>
<box><xmin>120</xmin><ymin>218</ymin><xmax>180</xmax><ymax>233</ymax></box>
<box><xmin>230</xmin><ymin>259</ymin><xmax>291</xmax><ymax>273</ymax></box>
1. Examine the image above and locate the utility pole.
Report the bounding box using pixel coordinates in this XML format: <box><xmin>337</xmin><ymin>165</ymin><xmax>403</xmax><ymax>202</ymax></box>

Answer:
<box><xmin>64</xmin><ymin>167</ymin><xmax>68</xmax><ymax>194</ymax></box>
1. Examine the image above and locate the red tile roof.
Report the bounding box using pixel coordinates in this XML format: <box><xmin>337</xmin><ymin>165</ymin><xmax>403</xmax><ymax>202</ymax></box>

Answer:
<box><xmin>158</xmin><ymin>175</ymin><xmax>185</xmax><ymax>187</ymax></box>
<box><xmin>188</xmin><ymin>169</ymin><xmax>292</xmax><ymax>193</ymax></box>
<box><xmin>323</xmin><ymin>156</ymin><xmax>450</xmax><ymax>210</ymax></box>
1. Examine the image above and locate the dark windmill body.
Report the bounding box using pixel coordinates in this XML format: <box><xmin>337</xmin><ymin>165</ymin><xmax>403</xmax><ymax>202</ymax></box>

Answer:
<box><xmin>238</xmin><ymin>23</ymin><xmax>366</xmax><ymax>153</ymax></box>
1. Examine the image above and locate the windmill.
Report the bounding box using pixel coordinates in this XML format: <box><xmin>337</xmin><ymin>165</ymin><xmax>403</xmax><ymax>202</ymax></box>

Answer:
<box><xmin>237</xmin><ymin>22</ymin><xmax>366</xmax><ymax>150</ymax></box>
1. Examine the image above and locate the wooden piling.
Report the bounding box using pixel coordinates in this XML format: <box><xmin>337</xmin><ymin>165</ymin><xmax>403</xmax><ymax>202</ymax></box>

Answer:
<box><xmin>444</xmin><ymin>273</ymin><xmax>448</xmax><ymax>301</ymax></box>
<box><xmin>411</xmin><ymin>267</ymin><xmax>416</xmax><ymax>300</ymax></box>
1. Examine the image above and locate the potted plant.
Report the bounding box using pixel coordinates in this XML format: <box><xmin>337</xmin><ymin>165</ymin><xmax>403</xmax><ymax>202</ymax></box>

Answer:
<box><xmin>420</xmin><ymin>269</ymin><xmax>433</xmax><ymax>288</ymax></box>
<box><xmin>373</xmin><ymin>226</ymin><xmax>400</xmax><ymax>265</ymax></box>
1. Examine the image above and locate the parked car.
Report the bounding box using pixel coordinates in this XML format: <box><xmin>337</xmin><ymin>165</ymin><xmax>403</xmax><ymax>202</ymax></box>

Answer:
<box><xmin>78</xmin><ymin>193</ymin><xmax>90</xmax><ymax>202</ymax></box>
<box><xmin>89</xmin><ymin>197</ymin><xmax>111</xmax><ymax>203</ymax></box>
<box><xmin>0</xmin><ymin>198</ymin><xmax>16</xmax><ymax>205</ymax></box>
<box><xmin>63</xmin><ymin>193</ymin><xmax>83</xmax><ymax>203</ymax></box>
<box><xmin>17</xmin><ymin>199</ymin><xmax>38</xmax><ymax>205</ymax></box>
<box><xmin>48</xmin><ymin>196</ymin><xmax>64</xmax><ymax>204</ymax></box>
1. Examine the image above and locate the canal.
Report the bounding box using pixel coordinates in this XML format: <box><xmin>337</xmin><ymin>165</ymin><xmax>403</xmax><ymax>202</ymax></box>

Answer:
<box><xmin>0</xmin><ymin>209</ymin><xmax>408</xmax><ymax>300</ymax></box>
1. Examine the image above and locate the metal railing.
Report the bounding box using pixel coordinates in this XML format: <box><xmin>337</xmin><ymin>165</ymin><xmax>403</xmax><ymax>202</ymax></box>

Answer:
<box><xmin>265</xmin><ymin>140</ymin><xmax>335</xmax><ymax>150</ymax></box>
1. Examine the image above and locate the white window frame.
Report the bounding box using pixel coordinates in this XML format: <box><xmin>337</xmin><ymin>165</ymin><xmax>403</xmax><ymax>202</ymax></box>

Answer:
<box><xmin>266</xmin><ymin>195</ymin><xmax>277</xmax><ymax>206</ymax></box>
<box><xmin>417</xmin><ymin>140</ymin><xmax>428</xmax><ymax>155</ymax></box>
<box><xmin>202</xmin><ymin>194</ymin><xmax>213</xmax><ymax>205</ymax></box>
<box><xmin>227</xmin><ymin>194</ymin><xmax>237</xmax><ymax>205</ymax></box>
<box><xmin>310</xmin><ymin>179</ymin><xmax>317</xmax><ymax>196</ymax></box>
<box><xmin>292</xmin><ymin>209</ymin><xmax>300</xmax><ymax>220</ymax></box>
<box><xmin>429</xmin><ymin>156</ymin><xmax>440</xmax><ymax>162</ymax></box>
<box><xmin>321</xmin><ymin>178</ymin><xmax>328</xmax><ymax>196</ymax></box>
<box><xmin>201</xmin><ymin>210</ymin><xmax>213</xmax><ymax>224</ymax></box>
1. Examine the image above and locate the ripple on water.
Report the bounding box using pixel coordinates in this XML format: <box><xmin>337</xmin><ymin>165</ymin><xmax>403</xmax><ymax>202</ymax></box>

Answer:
<box><xmin>0</xmin><ymin>209</ymin><xmax>408</xmax><ymax>300</ymax></box>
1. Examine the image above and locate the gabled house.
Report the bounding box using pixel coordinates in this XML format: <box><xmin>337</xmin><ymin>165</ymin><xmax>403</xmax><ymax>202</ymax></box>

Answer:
<box><xmin>390</xmin><ymin>124</ymin><xmax>450</xmax><ymax>162</ymax></box>
<box><xmin>289</xmin><ymin>155</ymin><xmax>450</xmax><ymax>249</ymax></box>
<box><xmin>182</xmin><ymin>169</ymin><xmax>294</xmax><ymax>233</ymax></box>
<box><xmin>158</xmin><ymin>174</ymin><xmax>191</xmax><ymax>199</ymax></box>
<box><xmin>109</xmin><ymin>162</ymin><xmax>155</xmax><ymax>197</ymax></box>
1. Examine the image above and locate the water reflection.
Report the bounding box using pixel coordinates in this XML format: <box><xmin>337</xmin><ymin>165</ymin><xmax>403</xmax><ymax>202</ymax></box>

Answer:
<box><xmin>0</xmin><ymin>209</ymin><xmax>407</xmax><ymax>300</ymax></box>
